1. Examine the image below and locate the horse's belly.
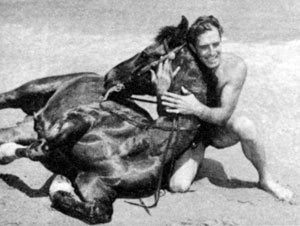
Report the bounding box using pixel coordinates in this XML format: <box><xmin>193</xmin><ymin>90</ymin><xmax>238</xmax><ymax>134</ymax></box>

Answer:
<box><xmin>112</xmin><ymin>156</ymin><xmax>161</xmax><ymax>198</ymax></box>
<box><xmin>72</xmin><ymin>139</ymin><xmax>161</xmax><ymax>198</ymax></box>
<box><xmin>70</xmin><ymin>136</ymin><xmax>116</xmax><ymax>168</ymax></box>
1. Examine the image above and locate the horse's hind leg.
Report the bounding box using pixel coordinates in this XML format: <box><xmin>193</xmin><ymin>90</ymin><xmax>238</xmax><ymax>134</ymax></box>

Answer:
<box><xmin>0</xmin><ymin>140</ymin><xmax>47</xmax><ymax>165</ymax></box>
<box><xmin>0</xmin><ymin>143</ymin><xmax>27</xmax><ymax>164</ymax></box>
<box><xmin>0</xmin><ymin>83</ymin><xmax>52</xmax><ymax>115</ymax></box>
<box><xmin>0</xmin><ymin>116</ymin><xmax>37</xmax><ymax>145</ymax></box>
<box><xmin>50</xmin><ymin>173</ymin><xmax>116</xmax><ymax>224</ymax></box>
<box><xmin>0</xmin><ymin>73</ymin><xmax>97</xmax><ymax>115</ymax></box>
<box><xmin>0</xmin><ymin>117</ymin><xmax>37</xmax><ymax>164</ymax></box>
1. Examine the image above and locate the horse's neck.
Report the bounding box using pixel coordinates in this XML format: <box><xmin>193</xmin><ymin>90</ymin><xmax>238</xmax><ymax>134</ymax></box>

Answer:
<box><xmin>156</xmin><ymin>47</ymin><xmax>207</xmax><ymax>120</ymax></box>
<box><xmin>150</xmin><ymin>47</ymin><xmax>208</xmax><ymax>158</ymax></box>
<box><xmin>174</xmin><ymin>48</ymin><xmax>208</xmax><ymax>103</ymax></box>
<box><xmin>150</xmin><ymin>114</ymin><xmax>199</xmax><ymax>162</ymax></box>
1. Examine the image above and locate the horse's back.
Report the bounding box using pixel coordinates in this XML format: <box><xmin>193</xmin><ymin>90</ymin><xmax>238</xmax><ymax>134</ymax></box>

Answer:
<box><xmin>39</xmin><ymin>74</ymin><xmax>105</xmax><ymax>123</ymax></box>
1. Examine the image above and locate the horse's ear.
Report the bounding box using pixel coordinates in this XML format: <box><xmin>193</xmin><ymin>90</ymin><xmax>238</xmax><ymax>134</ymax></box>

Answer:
<box><xmin>33</xmin><ymin>112</ymin><xmax>38</xmax><ymax>120</ymax></box>
<box><xmin>177</xmin><ymin>15</ymin><xmax>189</xmax><ymax>33</ymax></box>
<box><xmin>155</xmin><ymin>16</ymin><xmax>189</xmax><ymax>47</ymax></box>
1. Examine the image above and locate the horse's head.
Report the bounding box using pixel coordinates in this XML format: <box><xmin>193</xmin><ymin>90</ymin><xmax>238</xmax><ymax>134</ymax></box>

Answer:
<box><xmin>104</xmin><ymin>16</ymin><xmax>189</xmax><ymax>97</ymax></box>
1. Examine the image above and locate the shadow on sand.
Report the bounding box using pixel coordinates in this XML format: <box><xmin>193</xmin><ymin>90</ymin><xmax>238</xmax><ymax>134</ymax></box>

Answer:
<box><xmin>195</xmin><ymin>158</ymin><xmax>257</xmax><ymax>189</ymax></box>
<box><xmin>0</xmin><ymin>158</ymin><xmax>257</xmax><ymax>199</ymax></box>
<box><xmin>0</xmin><ymin>173</ymin><xmax>55</xmax><ymax>198</ymax></box>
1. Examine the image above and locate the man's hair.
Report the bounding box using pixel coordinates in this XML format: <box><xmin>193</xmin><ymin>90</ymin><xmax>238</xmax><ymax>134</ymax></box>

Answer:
<box><xmin>187</xmin><ymin>15</ymin><xmax>223</xmax><ymax>46</ymax></box>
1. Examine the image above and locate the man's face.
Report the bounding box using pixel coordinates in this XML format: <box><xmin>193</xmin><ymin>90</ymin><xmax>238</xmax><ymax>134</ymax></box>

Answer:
<box><xmin>194</xmin><ymin>26</ymin><xmax>222</xmax><ymax>69</ymax></box>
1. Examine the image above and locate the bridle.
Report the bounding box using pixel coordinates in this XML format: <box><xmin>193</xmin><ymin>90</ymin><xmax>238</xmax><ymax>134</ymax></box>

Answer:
<box><xmin>134</xmin><ymin>41</ymin><xmax>185</xmax><ymax>77</ymax></box>
<box><xmin>101</xmin><ymin>40</ymin><xmax>186</xmax><ymax>101</ymax></box>
<box><xmin>99</xmin><ymin>39</ymin><xmax>200</xmax><ymax>213</ymax></box>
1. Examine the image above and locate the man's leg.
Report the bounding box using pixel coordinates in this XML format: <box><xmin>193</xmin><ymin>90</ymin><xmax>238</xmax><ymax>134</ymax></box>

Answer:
<box><xmin>221</xmin><ymin>115</ymin><xmax>293</xmax><ymax>201</ymax></box>
<box><xmin>169</xmin><ymin>143</ymin><xmax>205</xmax><ymax>193</ymax></box>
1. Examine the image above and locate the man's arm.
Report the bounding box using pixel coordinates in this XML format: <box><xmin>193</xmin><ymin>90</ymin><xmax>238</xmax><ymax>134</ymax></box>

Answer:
<box><xmin>161</xmin><ymin>57</ymin><xmax>247</xmax><ymax>126</ymax></box>
<box><xmin>194</xmin><ymin>59</ymin><xmax>247</xmax><ymax>125</ymax></box>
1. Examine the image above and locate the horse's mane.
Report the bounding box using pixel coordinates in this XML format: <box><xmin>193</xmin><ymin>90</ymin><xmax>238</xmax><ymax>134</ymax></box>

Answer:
<box><xmin>154</xmin><ymin>16</ymin><xmax>188</xmax><ymax>48</ymax></box>
<box><xmin>156</xmin><ymin>17</ymin><xmax>219</xmax><ymax>108</ymax></box>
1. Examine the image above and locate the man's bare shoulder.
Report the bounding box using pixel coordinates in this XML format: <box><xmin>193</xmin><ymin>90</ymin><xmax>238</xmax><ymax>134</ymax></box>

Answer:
<box><xmin>222</xmin><ymin>53</ymin><xmax>247</xmax><ymax>70</ymax></box>
<box><xmin>220</xmin><ymin>53</ymin><xmax>247</xmax><ymax>78</ymax></box>
<box><xmin>216</xmin><ymin>53</ymin><xmax>247</xmax><ymax>88</ymax></box>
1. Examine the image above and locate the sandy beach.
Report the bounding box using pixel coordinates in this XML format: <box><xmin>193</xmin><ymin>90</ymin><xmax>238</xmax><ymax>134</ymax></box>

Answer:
<box><xmin>1</xmin><ymin>0</ymin><xmax>300</xmax><ymax>225</ymax></box>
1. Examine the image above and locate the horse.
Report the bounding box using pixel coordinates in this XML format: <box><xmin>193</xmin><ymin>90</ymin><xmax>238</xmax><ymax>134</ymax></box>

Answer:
<box><xmin>0</xmin><ymin>16</ymin><xmax>208</xmax><ymax>224</ymax></box>
<box><xmin>0</xmin><ymin>72</ymin><xmax>100</xmax><ymax>116</ymax></box>
<box><xmin>0</xmin><ymin>72</ymin><xmax>100</xmax><ymax>145</ymax></box>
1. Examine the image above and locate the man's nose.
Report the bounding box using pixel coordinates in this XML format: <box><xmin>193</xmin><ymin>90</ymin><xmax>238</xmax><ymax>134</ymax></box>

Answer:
<box><xmin>208</xmin><ymin>45</ymin><xmax>216</xmax><ymax>54</ymax></box>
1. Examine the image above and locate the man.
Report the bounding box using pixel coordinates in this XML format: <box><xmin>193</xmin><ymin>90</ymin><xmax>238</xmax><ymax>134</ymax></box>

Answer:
<box><xmin>155</xmin><ymin>15</ymin><xmax>293</xmax><ymax>201</ymax></box>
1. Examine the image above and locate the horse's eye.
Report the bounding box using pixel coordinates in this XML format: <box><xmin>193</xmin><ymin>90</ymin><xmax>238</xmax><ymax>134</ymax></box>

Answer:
<box><xmin>141</xmin><ymin>51</ymin><xmax>148</xmax><ymax>58</ymax></box>
<box><xmin>153</xmin><ymin>53</ymin><xmax>163</xmax><ymax>58</ymax></box>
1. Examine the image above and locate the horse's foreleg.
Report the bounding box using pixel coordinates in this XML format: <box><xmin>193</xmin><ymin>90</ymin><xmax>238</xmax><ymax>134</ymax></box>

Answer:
<box><xmin>50</xmin><ymin>174</ymin><xmax>116</xmax><ymax>224</ymax></box>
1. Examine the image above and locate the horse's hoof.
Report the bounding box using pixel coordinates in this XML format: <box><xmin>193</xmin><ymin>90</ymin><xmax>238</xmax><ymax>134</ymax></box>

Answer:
<box><xmin>49</xmin><ymin>175</ymin><xmax>74</xmax><ymax>197</ymax></box>
<box><xmin>0</xmin><ymin>143</ymin><xmax>25</xmax><ymax>165</ymax></box>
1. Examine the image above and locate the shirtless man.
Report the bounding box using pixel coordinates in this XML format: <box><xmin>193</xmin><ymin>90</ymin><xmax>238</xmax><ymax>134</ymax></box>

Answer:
<box><xmin>155</xmin><ymin>15</ymin><xmax>293</xmax><ymax>201</ymax></box>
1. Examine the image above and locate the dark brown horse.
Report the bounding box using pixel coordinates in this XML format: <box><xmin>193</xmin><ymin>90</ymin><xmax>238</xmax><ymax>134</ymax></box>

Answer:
<box><xmin>0</xmin><ymin>72</ymin><xmax>99</xmax><ymax>116</ymax></box>
<box><xmin>0</xmin><ymin>16</ymin><xmax>208</xmax><ymax>224</ymax></box>
<box><xmin>0</xmin><ymin>72</ymin><xmax>100</xmax><ymax>145</ymax></box>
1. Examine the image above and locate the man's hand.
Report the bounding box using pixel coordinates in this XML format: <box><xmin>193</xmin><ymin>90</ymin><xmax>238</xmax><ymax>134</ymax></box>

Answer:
<box><xmin>150</xmin><ymin>59</ymin><xmax>180</xmax><ymax>95</ymax></box>
<box><xmin>161</xmin><ymin>87</ymin><xmax>205</xmax><ymax>115</ymax></box>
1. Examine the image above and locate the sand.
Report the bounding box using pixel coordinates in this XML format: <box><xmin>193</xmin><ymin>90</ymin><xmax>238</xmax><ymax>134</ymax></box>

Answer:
<box><xmin>1</xmin><ymin>1</ymin><xmax>300</xmax><ymax>225</ymax></box>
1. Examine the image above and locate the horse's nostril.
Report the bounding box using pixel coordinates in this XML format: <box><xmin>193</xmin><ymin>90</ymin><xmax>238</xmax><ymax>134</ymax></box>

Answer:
<box><xmin>104</xmin><ymin>80</ymin><xmax>116</xmax><ymax>90</ymax></box>
<box><xmin>115</xmin><ymin>83</ymin><xmax>125</xmax><ymax>92</ymax></box>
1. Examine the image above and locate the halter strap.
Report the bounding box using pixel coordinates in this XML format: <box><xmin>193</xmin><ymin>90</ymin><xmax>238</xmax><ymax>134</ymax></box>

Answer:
<box><xmin>136</xmin><ymin>43</ymin><xmax>185</xmax><ymax>77</ymax></box>
<box><xmin>124</xmin><ymin>116</ymin><xmax>179</xmax><ymax>211</ymax></box>
<box><xmin>163</xmin><ymin>39</ymin><xmax>171</xmax><ymax>53</ymax></box>
<box><xmin>99</xmin><ymin>99</ymin><xmax>200</xmax><ymax>131</ymax></box>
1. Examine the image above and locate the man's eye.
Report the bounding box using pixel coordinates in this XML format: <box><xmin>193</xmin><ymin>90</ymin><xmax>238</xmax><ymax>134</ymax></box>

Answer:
<box><xmin>199</xmin><ymin>45</ymin><xmax>208</xmax><ymax>51</ymax></box>
<box><xmin>213</xmin><ymin>43</ymin><xmax>220</xmax><ymax>48</ymax></box>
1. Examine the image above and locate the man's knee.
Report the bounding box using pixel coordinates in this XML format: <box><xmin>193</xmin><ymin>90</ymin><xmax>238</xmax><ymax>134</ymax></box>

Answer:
<box><xmin>230</xmin><ymin>116</ymin><xmax>257</xmax><ymax>140</ymax></box>
<box><xmin>168</xmin><ymin>146</ymin><xmax>204</xmax><ymax>193</ymax></box>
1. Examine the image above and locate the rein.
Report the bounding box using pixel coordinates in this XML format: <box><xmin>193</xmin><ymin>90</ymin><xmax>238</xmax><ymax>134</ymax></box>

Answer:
<box><xmin>99</xmin><ymin>97</ymin><xmax>199</xmax><ymax>214</ymax></box>
<box><xmin>135</xmin><ymin>43</ymin><xmax>186</xmax><ymax>77</ymax></box>
<box><xmin>128</xmin><ymin>96</ymin><xmax>157</xmax><ymax>104</ymax></box>
<box><xmin>99</xmin><ymin>40</ymin><xmax>198</xmax><ymax>213</ymax></box>
<box><xmin>99</xmin><ymin>98</ymin><xmax>200</xmax><ymax>132</ymax></box>
<box><xmin>124</xmin><ymin>115</ymin><xmax>179</xmax><ymax>212</ymax></box>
